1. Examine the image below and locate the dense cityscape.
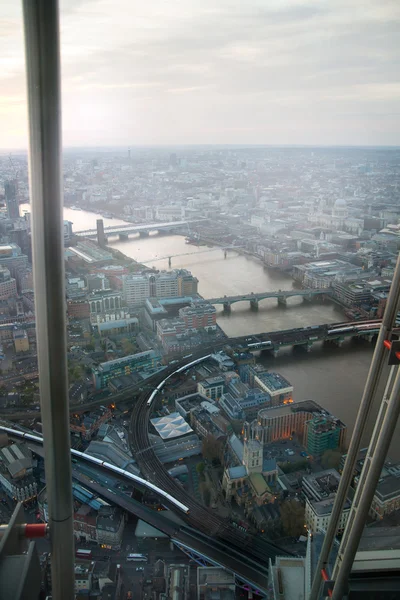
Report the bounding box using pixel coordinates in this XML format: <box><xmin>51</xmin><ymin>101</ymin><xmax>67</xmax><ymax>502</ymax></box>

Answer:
<box><xmin>0</xmin><ymin>145</ymin><xmax>399</xmax><ymax>598</ymax></box>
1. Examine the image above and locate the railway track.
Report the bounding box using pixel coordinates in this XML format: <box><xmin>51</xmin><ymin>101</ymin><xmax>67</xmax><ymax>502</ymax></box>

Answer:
<box><xmin>129</xmin><ymin>381</ymin><xmax>287</xmax><ymax>562</ymax></box>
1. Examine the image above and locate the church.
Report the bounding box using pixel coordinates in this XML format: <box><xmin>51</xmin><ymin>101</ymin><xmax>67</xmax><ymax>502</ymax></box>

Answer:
<box><xmin>222</xmin><ymin>424</ymin><xmax>279</xmax><ymax>509</ymax></box>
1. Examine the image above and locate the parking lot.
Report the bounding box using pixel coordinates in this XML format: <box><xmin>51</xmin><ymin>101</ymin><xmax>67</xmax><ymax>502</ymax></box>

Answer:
<box><xmin>264</xmin><ymin>438</ymin><xmax>312</xmax><ymax>465</ymax></box>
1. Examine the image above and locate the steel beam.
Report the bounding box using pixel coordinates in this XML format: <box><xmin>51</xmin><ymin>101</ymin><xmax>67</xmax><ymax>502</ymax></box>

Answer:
<box><xmin>309</xmin><ymin>251</ymin><xmax>400</xmax><ymax>600</ymax></box>
<box><xmin>22</xmin><ymin>1</ymin><xmax>75</xmax><ymax>598</ymax></box>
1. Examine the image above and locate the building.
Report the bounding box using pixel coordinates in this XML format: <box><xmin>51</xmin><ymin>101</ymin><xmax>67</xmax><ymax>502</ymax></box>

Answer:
<box><xmin>13</xmin><ymin>328</ymin><xmax>29</xmax><ymax>352</ymax></box>
<box><xmin>75</xmin><ymin>562</ymin><xmax>95</xmax><ymax>594</ymax></box>
<box><xmin>96</xmin><ymin>506</ymin><xmax>125</xmax><ymax>550</ymax></box>
<box><xmin>250</xmin><ymin>369</ymin><xmax>293</xmax><ymax>406</ymax></box>
<box><xmin>176</xmin><ymin>269</ymin><xmax>198</xmax><ymax>296</ymax></box>
<box><xmin>88</xmin><ymin>291</ymin><xmax>122</xmax><ymax>314</ymax></box>
<box><xmin>370</xmin><ymin>474</ymin><xmax>400</xmax><ymax>519</ymax></box>
<box><xmin>197</xmin><ymin>376</ymin><xmax>225</xmax><ymax>401</ymax></box>
<box><xmin>197</xmin><ymin>567</ymin><xmax>235</xmax><ymax>600</ymax></box>
<box><xmin>222</xmin><ymin>428</ymin><xmax>279</xmax><ymax>508</ymax></box>
<box><xmin>303</xmin><ymin>469</ymin><xmax>351</xmax><ymax>534</ymax></box>
<box><xmin>166</xmin><ymin>564</ymin><xmax>190</xmax><ymax>600</ymax></box>
<box><xmin>69</xmin><ymin>240</ymin><xmax>113</xmax><ymax>264</ymax></box>
<box><xmin>304</xmin><ymin>415</ymin><xmax>346</xmax><ymax>457</ymax></box>
<box><xmin>257</xmin><ymin>400</ymin><xmax>334</xmax><ymax>444</ymax></box>
<box><xmin>219</xmin><ymin>388</ymin><xmax>271</xmax><ymax>420</ymax></box>
<box><xmin>93</xmin><ymin>349</ymin><xmax>162</xmax><ymax>389</ymax></box>
<box><xmin>5</xmin><ymin>180</ymin><xmax>19</xmax><ymax>219</ymax></box>
<box><xmin>123</xmin><ymin>273</ymin><xmax>150</xmax><ymax>307</ymax></box>
<box><xmin>0</xmin><ymin>442</ymin><xmax>38</xmax><ymax>502</ymax></box>
<box><xmin>97</xmin><ymin>218</ymin><xmax>106</xmax><ymax>247</ymax></box>
<box><xmin>267</xmin><ymin>555</ymin><xmax>310</xmax><ymax>600</ymax></box>
<box><xmin>0</xmin><ymin>266</ymin><xmax>17</xmax><ymax>300</ymax></box>
<box><xmin>179</xmin><ymin>302</ymin><xmax>217</xmax><ymax>331</ymax></box>
<box><xmin>0</xmin><ymin>244</ymin><xmax>28</xmax><ymax>274</ymax></box>
<box><xmin>305</xmin><ymin>495</ymin><xmax>351</xmax><ymax>534</ymax></box>
<box><xmin>67</xmin><ymin>299</ymin><xmax>90</xmax><ymax>319</ymax></box>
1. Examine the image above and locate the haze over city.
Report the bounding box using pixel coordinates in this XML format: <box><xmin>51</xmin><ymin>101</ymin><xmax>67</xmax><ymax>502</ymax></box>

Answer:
<box><xmin>1</xmin><ymin>0</ymin><xmax>400</xmax><ymax>148</ymax></box>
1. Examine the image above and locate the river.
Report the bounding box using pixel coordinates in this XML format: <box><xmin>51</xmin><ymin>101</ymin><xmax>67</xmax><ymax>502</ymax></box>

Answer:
<box><xmin>19</xmin><ymin>204</ymin><xmax>400</xmax><ymax>457</ymax></box>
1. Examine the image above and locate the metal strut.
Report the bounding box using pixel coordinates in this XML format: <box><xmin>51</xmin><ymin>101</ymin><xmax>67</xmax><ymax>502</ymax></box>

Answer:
<box><xmin>309</xmin><ymin>251</ymin><xmax>400</xmax><ymax>600</ymax></box>
<box><xmin>22</xmin><ymin>1</ymin><xmax>75</xmax><ymax>598</ymax></box>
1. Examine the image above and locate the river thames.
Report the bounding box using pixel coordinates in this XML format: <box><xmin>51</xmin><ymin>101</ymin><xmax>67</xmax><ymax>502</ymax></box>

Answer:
<box><xmin>20</xmin><ymin>204</ymin><xmax>400</xmax><ymax>457</ymax></box>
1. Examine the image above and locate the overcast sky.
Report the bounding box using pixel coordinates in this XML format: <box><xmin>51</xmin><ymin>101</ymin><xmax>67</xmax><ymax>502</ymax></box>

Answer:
<box><xmin>1</xmin><ymin>0</ymin><xmax>399</xmax><ymax>148</ymax></box>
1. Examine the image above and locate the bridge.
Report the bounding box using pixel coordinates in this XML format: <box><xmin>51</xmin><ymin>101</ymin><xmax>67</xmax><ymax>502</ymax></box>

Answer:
<box><xmin>8</xmin><ymin>433</ymin><xmax>280</xmax><ymax>596</ymax></box>
<box><xmin>206</xmin><ymin>288</ymin><xmax>332</xmax><ymax>311</ymax></box>
<box><xmin>75</xmin><ymin>219</ymin><xmax>204</xmax><ymax>240</ymax></box>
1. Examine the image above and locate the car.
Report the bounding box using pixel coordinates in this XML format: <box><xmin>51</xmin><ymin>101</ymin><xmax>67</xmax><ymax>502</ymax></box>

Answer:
<box><xmin>135</xmin><ymin>567</ymin><xmax>144</xmax><ymax>572</ymax></box>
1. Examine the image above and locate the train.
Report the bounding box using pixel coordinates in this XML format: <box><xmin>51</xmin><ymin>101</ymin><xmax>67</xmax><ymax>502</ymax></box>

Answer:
<box><xmin>327</xmin><ymin>322</ymin><xmax>381</xmax><ymax>335</ymax></box>
<box><xmin>146</xmin><ymin>354</ymin><xmax>212</xmax><ymax>407</ymax></box>
<box><xmin>0</xmin><ymin>425</ymin><xmax>190</xmax><ymax>515</ymax></box>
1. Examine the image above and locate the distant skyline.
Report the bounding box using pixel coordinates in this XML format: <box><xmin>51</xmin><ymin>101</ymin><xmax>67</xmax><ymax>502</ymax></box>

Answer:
<box><xmin>1</xmin><ymin>0</ymin><xmax>399</xmax><ymax>149</ymax></box>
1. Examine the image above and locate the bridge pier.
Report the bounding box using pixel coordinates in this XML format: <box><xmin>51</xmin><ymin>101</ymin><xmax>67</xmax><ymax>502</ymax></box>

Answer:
<box><xmin>333</xmin><ymin>336</ymin><xmax>345</xmax><ymax>347</ymax></box>
<box><xmin>224</xmin><ymin>250</ymin><xmax>227</xmax><ymax>259</ymax></box>
<box><xmin>273</xmin><ymin>347</ymin><xmax>279</xmax><ymax>357</ymax></box>
<box><xmin>277</xmin><ymin>296</ymin><xmax>287</xmax><ymax>307</ymax></box>
<box><xmin>168</xmin><ymin>256</ymin><xmax>172</xmax><ymax>267</ymax></box>
<box><xmin>302</xmin><ymin>293</ymin><xmax>313</xmax><ymax>303</ymax></box>
<box><xmin>139</xmin><ymin>230</ymin><xmax>150</xmax><ymax>237</ymax></box>
<box><xmin>223</xmin><ymin>302</ymin><xmax>231</xmax><ymax>313</ymax></box>
<box><xmin>250</xmin><ymin>298</ymin><xmax>259</xmax><ymax>310</ymax></box>
<box><xmin>118</xmin><ymin>233</ymin><xmax>129</xmax><ymax>240</ymax></box>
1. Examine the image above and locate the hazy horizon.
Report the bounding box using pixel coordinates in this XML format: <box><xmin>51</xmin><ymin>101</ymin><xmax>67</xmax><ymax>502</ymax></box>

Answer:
<box><xmin>1</xmin><ymin>0</ymin><xmax>399</xmax><ymax>149</ymax></box>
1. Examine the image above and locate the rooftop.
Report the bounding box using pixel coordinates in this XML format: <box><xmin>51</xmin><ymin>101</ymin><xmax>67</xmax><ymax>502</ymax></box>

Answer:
<box><xmin>150</xmin><ymin>412</ymin><xmax>193</xmax><ymax>440</ymax></box>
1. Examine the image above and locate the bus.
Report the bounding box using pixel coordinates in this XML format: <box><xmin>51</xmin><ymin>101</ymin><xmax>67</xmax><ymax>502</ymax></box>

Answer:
<box><xmin>76</xmin><ymin>549</ymin><xmax>92</xmax><ymax>560</ymax></box>
<box><xmin>126</xmin><ymin>553</ymin><xmax>147</xmax><ymax>562</ymax></box>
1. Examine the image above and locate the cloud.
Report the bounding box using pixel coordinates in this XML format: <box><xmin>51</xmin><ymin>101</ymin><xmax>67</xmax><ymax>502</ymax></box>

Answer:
<box><xmin>0</xmin><ymin>0</ymin><xmax>399</xmax><ymax>147</ymax></box>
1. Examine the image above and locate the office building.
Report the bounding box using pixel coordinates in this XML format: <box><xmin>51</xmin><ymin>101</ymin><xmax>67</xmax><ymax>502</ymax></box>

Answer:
<box><xmin>305</xmin><ymin>495</ymin><xmax>351</xmax><ymax>534</ymax></box>
<box><xmin>304</xmin><ymin>415</ymin><xmax>346</xmax><ymax>457</ymax></box>
<box><xmin>0</xmin><ymin>244</ymin><xmax>28</xmax><ymax>274</ymax></box>
<box><xmin>151</xmin><ymin>271</ymin><xmax>179</xmax><ymax>298</ymax></box>
<box><xmin>0</xmin><ymin>266</ymin><xmax>17</xmax><ymax>300</ymax></box>
<box><xmin>197</xmin><ymin>567</ymin><xmax>235</xmax><ymax>600</ymax></box>
<box><xmin>96</xmin><ymin>218</ymin><xmax>106</xmax><ymax>247</ymax></box>
<box><xmin>166</xmin><ymin>564</ymin><xmax>190</xmax><ymax>600</ymax></box>
<box><xmin>93</xmin><ymin>349</ymin><xmax>162</xmax><ymax>389</ymax></box>
<box><xmin>179</xmin><ymin>302</ymin><xmax>217</xmax><ymax>331</ymax></box>
<box><xmin>0</xmin><ymin>442</ymin><xmax>38</xmax><ymax>502</ymax></box>
<box><xmin>303</xmin><ymin>469</ymin><xmax>351</xmax><ymax>534</ymax></box>
<box><xmin>123</xmin><ymin>273</ymin><xmax>150</xmax><ymax>306</ymax></box>
<box><xmin>5</xmin><ymin>180</ymin><xmax>19</xmax><ymax>219</ymax></box>
<box><xmin>197</xmin><ymin>376</ymin><xmax>225</xmax><ymax>401</ymax></box>
<box><xmin>67</xmin><ymin>299</ymin><xmax>90</xmax><ymax>319</ymax></box>
<box><xmin>267</xmin><ymin>555</ymin><xmax>310</xmax><ymax>600</ymax></box>
<box><xmin>96</xmin><ymin>506</ymin><xmax>125</xmax><ymax>550</ymax></box>
<box><xmin>257</xmin><ymin>400</ymin><xmax>332</xmax><ymax>444</ymax></box>
<box><xmin>250</xmin><ymin>369</ymin><xmax>293</xmax><ymax>406</ymax></box>
<box><xmin>176</xmin><ymin>268</ymin><xmax>198</xmax><ymax>296</ymax></box>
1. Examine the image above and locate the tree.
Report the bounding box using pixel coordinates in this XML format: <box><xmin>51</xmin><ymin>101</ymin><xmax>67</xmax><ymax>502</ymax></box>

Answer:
<box><xmin>121</xmin><ymin>338</ymin><xmax>135</xmax><ymax>355</ymax></box>
<box><xmin>280</xmin><ymin>499</ymin><xmax>305</xmax><ymax>538</ymax></box>
<box><xmin>321</xmin><ymin>449</ymin><xmax>342</xmax><ymax>470</ymax></box>
<box><xmin>230</xmin><ymin>420</ymin><xmax>243</xmax><ymax>436</ymax></box>
<box><xmin>196</xmin><ymin>462</ymin><xmax>205</xmax><ymax>476</ymax></box>
<box><xmin>202</xmin><ymin>434</ymin><xmax>223</xmax><ymax>464</ymax></box>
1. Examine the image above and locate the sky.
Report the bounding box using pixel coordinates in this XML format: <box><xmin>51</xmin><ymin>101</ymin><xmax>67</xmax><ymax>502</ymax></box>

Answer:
<box><xmin>0</xmin><ymin>0</ymin><xmax>399</xmax><ymax>148</ymax></box>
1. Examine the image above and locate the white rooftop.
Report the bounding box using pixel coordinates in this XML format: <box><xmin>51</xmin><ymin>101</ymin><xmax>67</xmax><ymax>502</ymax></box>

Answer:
<box><xmin>150</xmin><ymin>412</ymin><xmax>193</xmax><ymax>440</ymax></box>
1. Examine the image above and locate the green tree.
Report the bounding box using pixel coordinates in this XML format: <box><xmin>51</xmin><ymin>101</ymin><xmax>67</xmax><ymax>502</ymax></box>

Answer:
<box><xmin>202</xmin><ymin>434</ymin><xmax>223</xmax><ymax>464</ymax></box>
<box><xmin>280</xmin><ymin>499</ymin><xmax>305</xmax><ymax>538</ymax></box>
<box><xmin>321</xmin><ymin>449</ymin><xmax>342</xmax><ymax>470</ymax></box>
<box><xmin>196</xmin><ymin>462</ymin><xmax>205</xmax><ymax>477</ymax></box>
<box><xmin>230</xmin><ymin>420</ymin><xmax>243</xmax><ymax>436</ymax></box>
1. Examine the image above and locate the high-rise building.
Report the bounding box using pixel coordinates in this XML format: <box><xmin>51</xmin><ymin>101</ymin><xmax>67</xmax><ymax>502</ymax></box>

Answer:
<box><xmin>123</xmin><ymin>273</ymin><xmax>150</xmax><ymax>306</ymax></box>
<box><xmin>5</xmin><ymin>180</ymin><xmax>19</xmax><ymax>219</ymax></box>
<box><xmin>304</xmin><ymin>415</ymin><xmax>346</xmax><ymax>458</ymax></box>
<box><xmin>96</xmin><ymin>218</ymin><xmax>106</xmax><ymax>247</ymax></box>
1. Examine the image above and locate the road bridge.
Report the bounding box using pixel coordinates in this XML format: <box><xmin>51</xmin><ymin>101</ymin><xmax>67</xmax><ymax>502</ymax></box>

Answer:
<box><xmin>75</xmin><ymin>219</ymin><xmax>204</xmax><ymax>240</ymax></box>
<box><xmin>206</xmin><ymin>288</ymin><xmax>332</xmax><ymax>311</ymax></box>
